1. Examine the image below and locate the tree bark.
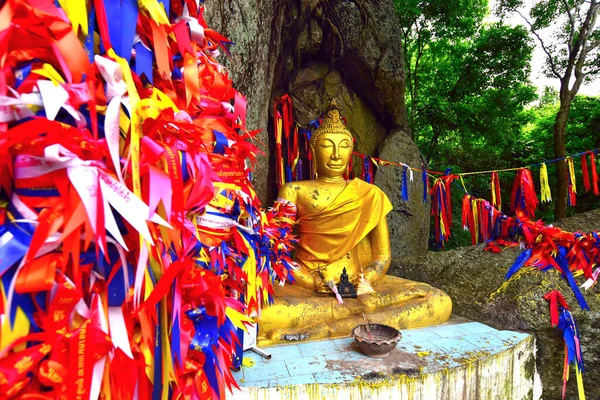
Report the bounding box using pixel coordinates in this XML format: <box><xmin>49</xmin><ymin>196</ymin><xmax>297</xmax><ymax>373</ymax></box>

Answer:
<box><xmin>553</xmin><ymin>98</ymin><xmax>571</xmax><ymax>221</ymax></box>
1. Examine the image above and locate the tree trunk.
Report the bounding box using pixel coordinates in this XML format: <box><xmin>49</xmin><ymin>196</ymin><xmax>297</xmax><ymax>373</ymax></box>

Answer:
<box><xmin>553</xmin><ymin>101</ymin><xmax>571</xmax><ymax>221</ymax></box>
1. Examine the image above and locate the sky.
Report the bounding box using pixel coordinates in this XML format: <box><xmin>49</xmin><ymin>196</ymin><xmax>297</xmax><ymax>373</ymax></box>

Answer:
<box><xmin>487</xmin><ymin>0</ymin><xmax>598</xmax><ymax>96</ymax></box>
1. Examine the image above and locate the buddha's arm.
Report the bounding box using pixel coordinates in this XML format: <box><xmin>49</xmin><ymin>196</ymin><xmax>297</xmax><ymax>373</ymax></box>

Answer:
<box><xmin>276</xmin><ymin>183</ymin><xmax>329</xmax><ymax>292</ymax></box>
<box><xmin>364</xmin><ymin>217</ymin><xmax>391</xmax><ymax>283</ymax></box>
<box><xmin>277</xmin><ymin>183</ymin><xmax>297</xmax><ymax>205</ymax></box>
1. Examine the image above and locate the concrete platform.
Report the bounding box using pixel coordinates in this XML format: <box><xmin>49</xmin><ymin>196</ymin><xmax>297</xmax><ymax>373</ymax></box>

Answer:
<box><xmin>230</xmin><ymin>318</ymin><xmax>541</xmax><ymax>400</ymax></box>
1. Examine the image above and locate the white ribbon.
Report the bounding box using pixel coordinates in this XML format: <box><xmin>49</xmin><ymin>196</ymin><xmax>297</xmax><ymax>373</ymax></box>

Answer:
<box><xmin>14</xmin><ymin>144</ymin><xmax>171</xmax><ymax>250</ymax></box>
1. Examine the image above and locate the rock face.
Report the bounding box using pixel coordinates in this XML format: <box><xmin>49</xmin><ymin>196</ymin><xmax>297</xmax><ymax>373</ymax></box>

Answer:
<box><xmin>203</xmin><ymin>1</ymin><xmax>285</xmax><ymax>206</ymax></box>
<box><xmin>399</xmin><ymin>209</ymin><xmax>600</xmax><ymax>399</ymax></box>
<box><xmin>378</xmin><ymin>130</ymin><xmax>430</xmax><ymax>266</ymax></box>
<box><xmin>204</xmin><ymin>0</ymin><xmax>429</xmax><ymax>254</ymax></box>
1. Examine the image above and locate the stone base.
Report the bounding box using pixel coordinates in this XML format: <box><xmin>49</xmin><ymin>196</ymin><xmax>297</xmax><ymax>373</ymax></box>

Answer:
<box><xmin>257</xmin><ymin>276</ymin><xmax>452</xmax><ymax>346</ymax></box>
<box><xmin>232</xmin><ymin>318</ymin><xmax>541</xmax><ymax>400</ymax></box>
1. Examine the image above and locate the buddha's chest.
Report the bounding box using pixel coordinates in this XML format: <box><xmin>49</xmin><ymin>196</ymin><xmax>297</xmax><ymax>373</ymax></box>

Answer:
<box><xmin>295</xmin><ymin>181</ymin><xmax>348</xmax><ymax>216</ymax></box>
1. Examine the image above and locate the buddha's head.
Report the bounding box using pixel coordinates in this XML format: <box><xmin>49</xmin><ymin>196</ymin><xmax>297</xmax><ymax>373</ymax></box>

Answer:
<box><xmin>310</xmin><ymin>101</ymin><xmax>354</xmax><ymax>179</ymax></box>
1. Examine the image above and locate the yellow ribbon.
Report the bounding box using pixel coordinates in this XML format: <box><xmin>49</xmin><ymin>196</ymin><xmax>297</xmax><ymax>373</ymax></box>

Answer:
<box><xmin>0</xmin><ymin>283</ymin><xmax>30</xmax><ymax>351</ymax></box>
<box><xmin>540</xmin><ymin>163</ymin><xmax>552</xmax><ymax>203</ymax></box>
<box><xmin>576</xmin><ymin>362</ymin><xmax>586</xmax><ymax>400</ymax></box>
<box><xmin>239</xmin><ymin>233</ymin><xmax>258</xmax><ymax>308</ymax></box>
<box><xmin>225</xmin><ymin>307</ymin><xmax>252</xmax><ymax>332</ymax></box>
<box><xmin>567</xmin><ymin>157</ymin><xmax>577</xmax><ymax>194</ymax></box>
<box><xmin>57</xmin><ymin>0</ymin><xmax>88</xmax><ymax>35</ymax></box>
<box><xmin>32</xmin><ymin>64</ymin><xmax>66</xmax><ymax>85</ymax></box>
<box><xmin>138</xmin><ymin>0</ymin><xmax>170</xmax><ymax>25</ymax></box>
<box><xmin>471</xmin><ymin>199</ymin><xmax>479</xmax><ymax>244</ymax></box>
<box><xmin>491</xmin><ymin>173</ymin><xmax>497</xmax><ymax>208</ymax></box>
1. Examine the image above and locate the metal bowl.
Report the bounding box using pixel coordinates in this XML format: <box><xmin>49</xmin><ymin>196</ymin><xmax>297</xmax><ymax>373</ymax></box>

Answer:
<box><xmin>352</xmin><ymin>324</ymin><xmax>402</xmax><ymax>358</ymax></box>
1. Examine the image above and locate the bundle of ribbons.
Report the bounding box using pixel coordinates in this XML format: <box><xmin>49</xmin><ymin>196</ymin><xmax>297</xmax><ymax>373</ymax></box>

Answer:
<box><xmin>0</xmin><ymin>0</ymin><xmax>296</xmax><ymax>399</ymax></box>
<box><xmin>483</xmin><ymin>210</ymin><xmax>599</xmax><ymax>399</ymax></box>
<box><xmin>273</xmin><ymin>95</ymin><xmax>312</xmax><ymax>189</ymax></box>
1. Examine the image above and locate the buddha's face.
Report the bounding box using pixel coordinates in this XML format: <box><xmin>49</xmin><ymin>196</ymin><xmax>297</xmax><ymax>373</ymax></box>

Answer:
<box><xmin>312</xmin><ymin>132</ymin><xmax>353</xmax><ymax>179</ymax></box>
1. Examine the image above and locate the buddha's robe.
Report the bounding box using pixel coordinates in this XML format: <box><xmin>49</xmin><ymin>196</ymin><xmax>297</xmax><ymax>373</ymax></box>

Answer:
<box><xmin>294</xmin><ymin>179</ymin><xmax>393</xmax><ymax>289</ymax></box>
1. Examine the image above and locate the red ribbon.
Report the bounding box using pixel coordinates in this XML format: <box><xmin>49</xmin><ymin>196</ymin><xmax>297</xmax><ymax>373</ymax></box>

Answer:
<box><xmin>582</xmin><ymin>153</ymin><xmax>590</xmax><ymax>192</ymax></box>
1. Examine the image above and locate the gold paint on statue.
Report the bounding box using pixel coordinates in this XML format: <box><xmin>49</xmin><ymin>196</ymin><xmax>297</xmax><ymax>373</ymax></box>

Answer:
<box><xmin>257</xmin><ymin>101</ymin><xmax>451</xmax><ymax>346</ymax></box>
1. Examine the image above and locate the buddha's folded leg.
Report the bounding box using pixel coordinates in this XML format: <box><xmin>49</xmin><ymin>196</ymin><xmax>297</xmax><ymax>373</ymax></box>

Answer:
<box><xmin>357</xmin><ymin>275</ymin><xmax>448</xmax><ymax>311</ymax></box>
<box><xmin>256</xmin><ymin>280</ymin><xmax>452</xmax><ymax>347</ymax></box>
<box><xmin>258</xmin><ymin>293</ymin><xmax>451</xmax><ymax>347</ymax></box>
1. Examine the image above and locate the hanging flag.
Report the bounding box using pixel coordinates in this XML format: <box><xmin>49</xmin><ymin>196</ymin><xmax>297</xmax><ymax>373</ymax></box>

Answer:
<box><xmin>540</xmin><ymin>163</ymin><xmax>552</xmax><ymax>203</ymax></box>
<box><xmin>491</xmin><ymin>171</ymin><xmax>501</xmax><ymax>211</ymax></box>
<box><xmin>566</xmin><ymin>157</ymin><xmax>577</xmax><ymax>207</ymax></box>
<box><xmin>401</xmin><ymin>166</ymin><xmax>409</xmax><ymax>201</ymax></box>
<box><xmin>543</xmin><ymin>291</ymin><xmax>585</xmax><ymax>400</ymax></box>
<box><xmin>581</xmin><ymin>153</ymin><xmax>590</xmax><ymax>192</ymax></box>
<box><xmin>591</xmin><ymin>152</ymin><xmax>599</xmax><ymax>196</ymax></box>
<box><xmin>510</xmin><ymin>168</ymin><xmax>538</xmax><ymax>218</ymax></box>
<box><xmin>422</xmin><ymin>166</ymin><xmax>429</xmax><ymax>204</ymax></box>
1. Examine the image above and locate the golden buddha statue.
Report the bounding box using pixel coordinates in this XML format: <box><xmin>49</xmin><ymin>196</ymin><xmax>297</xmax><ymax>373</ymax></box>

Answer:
<box><xmin>257</xmin><ymin>101</ymin><xmax>452</xmax><ymax>346</ymax></box>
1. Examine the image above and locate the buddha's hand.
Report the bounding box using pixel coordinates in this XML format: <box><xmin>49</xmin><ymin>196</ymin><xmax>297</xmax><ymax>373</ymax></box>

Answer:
<box><xmin>363</xmin><ymin>259</ymin><xmax>389</xmax><ymax>283</ymax></box>
<box><xmin>326</xmin><ymin>280</ymin><xmax>344</xmax><ymax>304</ymax></box>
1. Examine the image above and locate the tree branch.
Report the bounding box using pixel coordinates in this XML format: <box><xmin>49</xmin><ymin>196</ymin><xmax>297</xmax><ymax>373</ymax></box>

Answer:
<box><xmin>571</xmin><ymin>0</ymin><xmax>599</xmax><ymax>96</ymax></box>
<box><xmin>584</xmin><ymin>66</ymin><xmax>600</xmax><ymax>75</ymax></box>
<box><xmin>514</xmin><ymin>9</ymin><xmax>562</xmax><ymax>79</ymax></box>
<box><xmin>561</xmin><ymin>0</ymin><xmax>576</xmax><ymax>53</ymax></box>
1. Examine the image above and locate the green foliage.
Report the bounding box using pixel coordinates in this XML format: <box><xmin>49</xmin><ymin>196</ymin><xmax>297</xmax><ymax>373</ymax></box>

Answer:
<box><xmin>495</xmin><ymin>0</ymin><xmax>599</xmax><ymax>220</ymax></box>
<box><xmin>396</xmin><ymin>0</ymin><xmax>537</xmax><ymax>169</ymax></box>
<box><xmin>395</xmin><ymin>0</ymin><xmax>600</xmax><ymax>249</ymax></box>
<box><xmin>495</xmin><ymin>0</ymin><xmax>600</xmax><ymax>81</ymax></box>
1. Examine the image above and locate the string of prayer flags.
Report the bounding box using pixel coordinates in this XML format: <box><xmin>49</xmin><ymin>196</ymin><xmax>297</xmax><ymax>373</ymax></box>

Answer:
<box><xmin>544</xmin><ymin>291</ymin><xmax>586</xmax><ymax>400</ymax></box>
<box><xmin>540</xmin><ymin>163</ymin><xmax>552</xmax><ymax>203</ymax></box>
<box><xmin>566</xmin><ymin>157</ymin><xmax>577</xmax><ymax>207</ymax></box>
<box><xmin>491</xmin><ymin>171</ymin><xmax>501</xmax><ymax>211</ymax></box>
<box><xmin>510</xmin><ymin>168</ymin><xmax>538</xmax><ymax>218</ymax></box>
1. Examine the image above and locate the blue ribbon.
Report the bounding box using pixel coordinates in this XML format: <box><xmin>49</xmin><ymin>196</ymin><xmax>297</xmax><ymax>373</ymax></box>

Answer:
<box><xmin>558</xmin><ymin>308</ymin><xmax>585</xmax><ymax>371</ymax></box>
<box><xmin>505</xmin><ymin>248</ymin><xmax>531</xmax><ymax>279</ymax></box>
<box><xmin>181</xmin><ymin>151</ymin><xmax>190</xmax><ymax>182</ymax></box>
<box><xmin>14</xmin><ymin>63</ymin><xmax>32</xmax><ymax>88</ymax></box>
<box><xmin>0</xmin><ymin>204</ymin><xmax>34</xmax><ymax>277</ymax></box>
<box><xmin>171</xmin><ymin>309</ymin><xmax>182</xmax><ymax>368</ymax></box>
<box><xmin>213</xmin><ymin>130</ymin><xmax>228</xmax><ymax>155</ymax></box>
<box><xmin>556</xmin><ymin>246</ymin><xmax>590</xmax><ymax>311</ymax></box>
<box><xmin>295</xmin><ymin>159</ymin><xmax>303</xmax><ymax>181</ymax></box>
<box><xmin>80</xmin><ymin>244</ymin><xmax>133</xmax><ymax>306</ymax></box>
<box><xmin>401</xmin><ymin>167</ymin><xmax>408</xmax><ymax>201</ymax></box>
<box><xmin>422</xmin><ymin>170</ymin><xmax>428</xmax><ymax>203</ymax></box>
<box><xmin>308</xmin><ymin>119</ymin><xmax>320</xmax><ymax>129</ymax></box>
<box><xmin>2</xmin><ymin>264</ymin><xmax>38</xmax><ymax>330</ymax></box>
<box><xmin>134</xmin><ymin>42</ymin><xmax>153</xmax><ymax>84</ymax></box>
<box><xmin>105</xmin><ymin>0</ymin><xmax>139</xmax><ymax>62</ymax></box>
<box><xmin>84</xmin><ymin>5</ymin><xmax>96</xmax><ymax>63</ymax></box>
<box><xmin>186</xmin><ymin>306</ymin><xmax>237</xmax><ymax>396</ymax></box>
<box><xmin>158</xmin><ymin>0</ymin><xmax>170</xmax><ymax>19</ymax></box>
<box><xmin>363</xmin><ymin>156</ymin><xmax>372</xmax><ymax>183</ymax></box>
